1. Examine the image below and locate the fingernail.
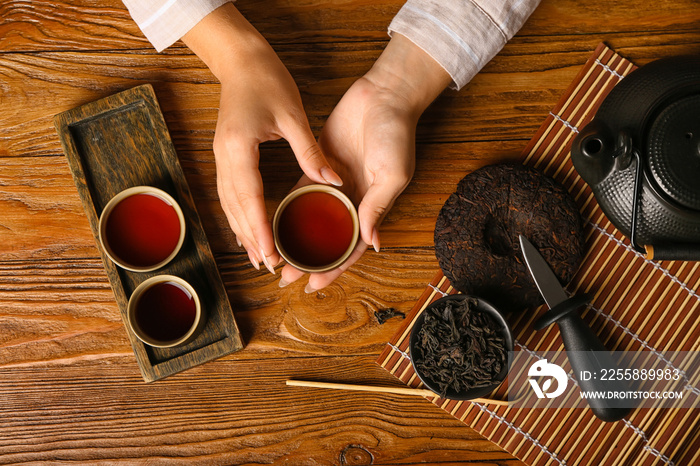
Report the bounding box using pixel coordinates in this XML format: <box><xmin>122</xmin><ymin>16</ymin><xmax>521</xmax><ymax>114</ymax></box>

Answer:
<box><xmin>279</xmin><ymin>278</ymin><xmax>290</xmax><ymax>288</ymax></box>
<box><xmin>236</xmin><ymin>236</ymin><xmax>242</xmax><ymax>248</ymax></box>
<box><xmin>372</xmin><ymin>228</ymin><xmax>381</xmax><ymax>253</ymax></box>
<box><xmin>304</xmin><ymin>283</ymin><xmax>316</xmax><ymax>294</ymax></box>
<box><xmin>260</xmin><ymin>247</ymin><xmax>276</xmax><ymax>275</ymax></box>
<box><xmin>248</xmin><ymin>251</ymin><xmax>260</xmax><ymax>271</ymax></box>
<box><xmin>320</xmin><ymin>167</ymin><xmax>343</xmax><ymax>187</ymax></box>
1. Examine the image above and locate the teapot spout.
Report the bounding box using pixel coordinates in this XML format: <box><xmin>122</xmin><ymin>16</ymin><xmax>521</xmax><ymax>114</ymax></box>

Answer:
<box><xmin>572</xmin><ymin>120</ymin><xmax>633</xmax><ymax>185</ymax></box>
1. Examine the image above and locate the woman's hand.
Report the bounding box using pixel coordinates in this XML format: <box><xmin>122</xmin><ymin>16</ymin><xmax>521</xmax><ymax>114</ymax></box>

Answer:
<box><xmin>279</xmin><ymin>33</ymin><xmax>452</xmax><ymax>292</ymax></box>
<box><xmin>183</xmin><ymin>4</ymin><xmax>342</xmax><ymax>273</ymax></box>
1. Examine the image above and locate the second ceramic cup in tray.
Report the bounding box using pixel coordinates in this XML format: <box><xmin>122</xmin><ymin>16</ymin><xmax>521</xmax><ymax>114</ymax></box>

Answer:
<box><xmin>54</xmin><ymin>84</ymin><xmax>244</xmax><ymax>382</ymax></box>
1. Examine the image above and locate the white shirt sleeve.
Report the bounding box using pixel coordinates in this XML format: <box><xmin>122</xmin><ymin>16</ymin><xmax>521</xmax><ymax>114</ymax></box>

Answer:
<box><xmin>122</xmin><ymin>0</ymin><xmax>234</xmax><ymax>52</ymax></box>
<box><xmin>389</xmin><ymin>0</ymin><xmax>541</xmax><ymax>90</ymax></box>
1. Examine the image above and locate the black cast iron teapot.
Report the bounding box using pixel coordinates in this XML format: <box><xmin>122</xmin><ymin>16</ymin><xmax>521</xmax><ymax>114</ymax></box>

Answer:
<box><xmin>572</xmin><ymin>55</ymin><xmax>700</xmax><ymax>261</ymax></box>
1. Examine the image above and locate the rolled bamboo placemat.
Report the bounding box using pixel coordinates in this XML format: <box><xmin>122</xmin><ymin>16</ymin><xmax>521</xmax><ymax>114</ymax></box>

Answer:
<box><xmin>376</xmin><ymin>43</ymin><xmax>700</xmax><ymax>466</ymax></box>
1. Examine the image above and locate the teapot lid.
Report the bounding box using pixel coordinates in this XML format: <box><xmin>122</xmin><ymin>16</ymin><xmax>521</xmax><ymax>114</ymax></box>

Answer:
<box><xmin>647</xmin><ymin>94</ymin><xmax>700</xmax><ymax>210</ymax></box>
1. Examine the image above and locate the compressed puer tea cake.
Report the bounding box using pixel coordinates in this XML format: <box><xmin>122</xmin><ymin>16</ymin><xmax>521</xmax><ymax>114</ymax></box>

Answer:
<box><xmin>434</xmin><ymin>163</ymin><xmax>585</xmax><ymax>312</ymax></box>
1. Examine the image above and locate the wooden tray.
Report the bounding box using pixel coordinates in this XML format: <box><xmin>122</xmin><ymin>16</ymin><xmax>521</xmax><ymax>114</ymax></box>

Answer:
<box><xmin>54</xmin><ymin>84</ymin><xmax>244</xmax><ymax>382</ymax></box>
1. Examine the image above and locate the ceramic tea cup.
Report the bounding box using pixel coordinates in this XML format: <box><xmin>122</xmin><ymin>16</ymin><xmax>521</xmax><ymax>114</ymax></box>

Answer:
<box><xmin>409</xmin><ymin>294</ymin><xmax>514</xmax><ymax>400</ymax></box>
<box><xmin>98</xmin><ymin>186</ymin><xmax>186</xmax><ymax>272</ymax></box>
<box><xmin>272</xmin><ymin>184</ymin><xmax>360</xmax><ymax>273</ymax></box>
<box><xmin>127</xmin><ymin>275</ymin><xmax>205</xmax><ymax>348</ymax></box>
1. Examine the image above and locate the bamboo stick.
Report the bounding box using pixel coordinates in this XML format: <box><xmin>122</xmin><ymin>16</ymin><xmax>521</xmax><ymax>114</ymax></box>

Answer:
<box><xmin>286</xmin><ymin>380</ymin><xmax>515</xmax><ymax>406</ymax></box>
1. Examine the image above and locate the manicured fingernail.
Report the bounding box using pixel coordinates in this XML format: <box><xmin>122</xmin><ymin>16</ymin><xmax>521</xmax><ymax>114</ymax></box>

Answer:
<box><xmin>236</xmin><ymin>236</ymin><xmax>242</xmax><ymax>248</ymax></box>
<box><xmin>279</xmin><ymin>278</ymin><xmax>290</xmax><ymax>288</ymax></box>
<box><xmin>248</xmin><ymin>251</ymin><xmax>260</xmax><ymax>271</ymax></box>
<box><xmin>372</xmin><ymin>228</ymin><xmax>380</xmax><ymax>253</ymax></box>
<box><xmin>304</xmin><ymin>283</ymin><xmax>316</xmax><ymax>294</ymax></box>
<box><xmin>320</xmin><ymin>167</ymin><xmax>342</xmax><ymax>187</ymax></box>
<box><xmin>260</xmin><ymin>247</ymin><xmax>276</xmax><ymax>275</ymax></box>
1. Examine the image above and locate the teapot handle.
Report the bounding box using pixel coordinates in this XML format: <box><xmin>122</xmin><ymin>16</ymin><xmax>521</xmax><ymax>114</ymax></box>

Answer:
<box><xmin>646</xmin><ymin>244</ymin><xmax>700</xmax><ymax>261</ymax></box>
<box><xmin>628</xmin><ymin>147</ymin><xmax>647</xmax><ymax>255</ymax></box>
<box><xmin>629</xmin><ymin>148</ymin><xmax>700</xmax><ymax>261</ymax></box>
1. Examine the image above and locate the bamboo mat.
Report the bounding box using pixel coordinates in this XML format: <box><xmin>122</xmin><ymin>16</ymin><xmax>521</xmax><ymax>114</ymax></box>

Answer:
<box><xmin>376</xmin><ymin>43</ymin><xmax>700</xmax><ymax>466</ymax></box>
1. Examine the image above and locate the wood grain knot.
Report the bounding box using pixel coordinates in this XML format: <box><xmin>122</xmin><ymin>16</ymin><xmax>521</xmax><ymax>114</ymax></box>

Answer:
<box><xmin>301</xmin><ymin>283</ymin><xmax>346</xmax><ymax>310</ymax></box>
<box><xmin>339</xmin><ymin>444</ymin><xmax>374</xmax><ymax>466</ymax></box>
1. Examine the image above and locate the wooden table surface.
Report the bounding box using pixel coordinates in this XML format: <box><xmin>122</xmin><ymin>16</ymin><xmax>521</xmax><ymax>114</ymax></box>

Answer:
<box><xmin>1</xmin><ymin>1</ymin><xmax>699</xmax><ymax>464</ymax></box>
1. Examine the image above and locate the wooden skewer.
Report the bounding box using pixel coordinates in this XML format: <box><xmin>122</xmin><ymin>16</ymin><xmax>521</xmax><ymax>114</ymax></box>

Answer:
<box><xmin>287</xmin><ymin>379</ymin><xmax>435</xmax><ymax>397</ymax></box>
<box><xmin>286</xmin><ymin>380</ymin><xmax>514</xmax><ymax>406</ymax></box>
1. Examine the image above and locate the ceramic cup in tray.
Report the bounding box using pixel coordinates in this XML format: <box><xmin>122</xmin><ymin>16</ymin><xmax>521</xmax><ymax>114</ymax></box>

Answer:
<box><xmin>127</xmin><ymin>275</ymin><xmax>205</xmax><ymax>348</ymax></box>
<box><xmin>98</xmin><ymin>186</ymin><xmax>186</xmax><ymax>273</ymax></box>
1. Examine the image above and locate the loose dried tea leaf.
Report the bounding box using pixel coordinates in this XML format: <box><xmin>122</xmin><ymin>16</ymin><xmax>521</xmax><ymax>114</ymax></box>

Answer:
<box><xmin>374</xmin><ymin>308</ymin><xmax>405</xmax><ymax>324</ymax></box>
<box><xmin>434</xmin><ymin>164</ymin><xmax>585</xmax><ymax>312</ymax></box>
<box><xmin>413</xmin><ymin>297</ymin><xmax>506</xmax><ymax>398</ymax></box>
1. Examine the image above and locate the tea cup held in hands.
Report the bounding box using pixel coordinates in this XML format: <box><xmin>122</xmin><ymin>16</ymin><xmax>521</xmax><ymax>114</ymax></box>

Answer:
<box><xmin>272</xmin><ymin>184</ymin><xmax>359</xmax><ymax>273</ymax></box>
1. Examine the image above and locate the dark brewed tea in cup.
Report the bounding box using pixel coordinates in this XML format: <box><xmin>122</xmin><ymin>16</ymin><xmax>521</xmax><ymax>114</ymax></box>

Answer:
<box><xmin>134</xmin><ymin>280</ymin><xmax>197</xmax><ymax>344</ymax></box>
<box><xmin>105</xmin><ymin>192</ymin><xmax>181</xmax><ymax>268</ymax></box>
<box><xmin>277</xmin><ymin>190</ymin><xmax>354</xmax><ymax>268</ymax></box>
<box><xmin>99</xmin><ymin>186</ymin><xmax>186</xmax><ymax>272</ymax></box>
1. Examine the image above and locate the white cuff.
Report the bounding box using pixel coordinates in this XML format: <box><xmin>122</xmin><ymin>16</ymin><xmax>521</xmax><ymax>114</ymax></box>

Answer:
<box><xmin>389</xmin><ymin>0</ymin><xmax>539</xmax><ymax>90</ymax></box>
<box><xmin>123</xmin><ymin>0</ymin><xmax>234</xmax><ymax>52</ymax></box>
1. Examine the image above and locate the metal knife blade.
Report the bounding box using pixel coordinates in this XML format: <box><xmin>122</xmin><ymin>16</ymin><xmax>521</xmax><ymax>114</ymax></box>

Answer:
<box><xmin>519</xmin><ymin>235</ymin><xmax>568</xmax><ymax>308</ymax></box>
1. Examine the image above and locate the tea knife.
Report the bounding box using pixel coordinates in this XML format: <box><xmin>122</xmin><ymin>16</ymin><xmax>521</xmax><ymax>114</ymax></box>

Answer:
<box><xmin>519</xmin><ymin>235</ymin><xmax>635</xmax><ymax>422</ymax></box>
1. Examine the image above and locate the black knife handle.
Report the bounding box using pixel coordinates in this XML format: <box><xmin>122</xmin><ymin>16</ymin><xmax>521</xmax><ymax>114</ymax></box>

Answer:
<box><xmin>535</xmin><ymin>294</ymin><xmax>636</xmax><ymax>422</ymax></box>
<box><xmin>557</xmin><ymin>315</ymin><xmax>636</xmax><ymax>422</ymax></box>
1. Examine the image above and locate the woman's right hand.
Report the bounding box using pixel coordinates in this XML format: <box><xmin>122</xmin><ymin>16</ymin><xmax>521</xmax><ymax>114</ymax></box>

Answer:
<box><xmin>183</xmin><ymin>3</ymin><xmax>342</xmax><ymax>273</ymax></box>
<box><xmin>279</xmin><ymin>33</ymin><xmax>452</xmax><ymax>292</ymax></box>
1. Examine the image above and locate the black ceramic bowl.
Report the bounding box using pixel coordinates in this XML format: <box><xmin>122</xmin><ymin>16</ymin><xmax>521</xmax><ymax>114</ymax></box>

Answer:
<box><xmin>409</xmin><ymin>294</ymin><xmax>514</xmax><ymax>400</ymax></box>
